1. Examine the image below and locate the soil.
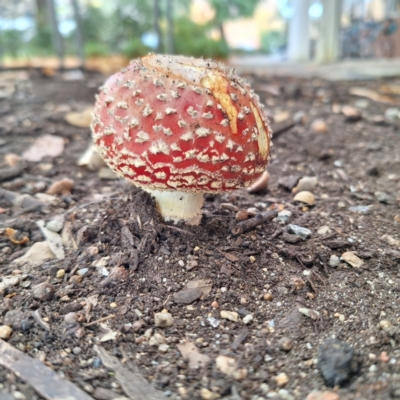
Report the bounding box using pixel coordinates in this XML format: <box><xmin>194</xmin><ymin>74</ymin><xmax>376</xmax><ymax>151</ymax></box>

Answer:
<box><xmin>0</xmin><ymin>67</ymin><xmax>400</xmax><ymax>400</ymax></box>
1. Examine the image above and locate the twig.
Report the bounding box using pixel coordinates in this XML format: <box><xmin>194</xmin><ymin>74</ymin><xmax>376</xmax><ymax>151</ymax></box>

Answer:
<box><xmin>32</xmin><ymin>310</ymin><xmax>50</xmax><ymax>331</ymax></box>
<box><xmin>231</xmin><ymin>210</ymin><xmax>278</xmax><ymax>235</ymax></box>
<box><xmin>0</xmin><ymin>339</ymin><xmax>94</xmax><ymax>400</ymax></box>
<box><xmin>161</xmin><ymin>224</ymin><xmax>195</xmax><ymax>236</ymax></box>
<box><xmin>270</xmin><ymin>119</ymin><xmax>296</xmax><ymax>139</ymax></box>
<box><xmin>83</xmin><ymin>314</ymin><xmax>115</xmax><ymax>327</ymax></box>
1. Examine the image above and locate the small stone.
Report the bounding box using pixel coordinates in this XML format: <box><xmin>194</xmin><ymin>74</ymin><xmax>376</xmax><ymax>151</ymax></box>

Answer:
<box><xmin>341</xmin><ymin>105</ymin><xmax>361</xmax><ymax>121</ymax></box>
<box><xmin>3</xmin><ymin>310</ymin><xmax>25</xmax><ymax>330</ymax></box>
<box><xmin>235</xmin><ymin>209</ymin><xmax>249</xmax><ymax>221</ymax></box>
<box><xmin>295</xmin><ymin>176</ymin><xmax>318</xmax><ymax>193</ymax></box>
<box><xmin>70</xmin><ymin>275</ymin><xmax>82</xmax><ymax>284</ymax></box>
<box><xmin>317</xmin><ymin>338</ymin><xmax>362</xmax><ymax>387</ymax></box>
<box><xmin>275</xmin><ymin>372</ymin><xmax>289</xmax><ymax>387</ymax></box>
<box><xmin>311</xmin><ymin>119</ymin><xmax>328</xmax><ymax>133</ymax></box>
<box><xmin>149</xmin><ymin>333</ymin><xmax>166</xmax><ymax>346</ymax></box>
<box><xmin>78</xmin><ymin>268</ymin><xmax>89</xmax><ymax>276</ymax></box>
<box><xmin>46</xmin><ymin>178</ymin><xmax>74</xmax><ymax>196</ymax></box>
<box><xmin>293</xmin><ymin>191</ymin><xmax>315</xmax><ymax>205</ymax></box>
<box><xmin>64</xmin><ymin>312</ymin><xmax>78</xmax><ymax>324</ymax></box>
<box><xmin>154</xmin><ymin>312</ymin><xmax>174</xmax><ymax>328</ymax></box>
<box><xmin>220</xmin><ymin>310</ymin><xmax>239</xmax><ymax>322</ymax></box>
<box><xmin>158</xmin><ymin>344</ymin><xmax>170</xmax><ymax>353</ymax></box>
<box><xmin>211</xmin><ymin>301</ymin><xmax>219</xmax><ymax>309</ymax></box>
<box><xmin>200</xmin><ymin>388</ymin><xmax>220</xmax><ymax>400</ymax></box>
<box><xmin>291</xmin><ymin>277</ymin><xmax>305</xmax><ymax>291</ymax></box>
<box><xmin>32</xmin><ymin>282</ymin><xmax>55</xmax><ymax>301</ymax></box>
<box><xmin>287</xmin><ymin>224</ymin><xmax>312</xmax><ymax>239</ymax></box>
<box><xmin>384</xmin><ymin>107</ymin><xmax>400</xmax><ymax>121</ymax></box>
<box><xmin>46</xmin><ymin>216</ymin><xmax>65</xmax><ymax>233</ymax></box>
<box><xmin>56</xmin><ymin>269</ymin><xmax>65</xmax><ymax>279</ymax></box>
<box><xmin>110</xmin><ymin>302</ymin><xmax>117</xmax><ymax>309</ymax></box>
<box><xmin>293</xmin><ymin>110</ymin><xmax>307</xmax><ymax>124</ymax></box>
<box><xmin>318</xmin><ymin>226</ymin><xmax>331</xmax><ymax>235</ymax></box>
<box><xmin>12</xmin><ymin>391</ymin><xmax>26</xmax><ymax>400</ymax></box>
<box><xmin>73</xmin><ymin>346</ymin><xmax>82</xmax><ymax>355</ymax></box>
<box><xmin>380</xmin><ymin>351</ymin><xmax>389</xmax><ymax>363</ymax></box>
<box><xmin>0</xmin><ymin>325</ymin><xmax>12</xmax><ymax>339</ymax></box>
<box><xmin>379</xmin><ymin>320</ymin><xmax>393</xmax><ymax>331</ymax></box>
<box><xmin>216</xmin><ymin>355</ymin><xmax>237</xmax><ymax>376</ymax></box>
<box><xmin>329</xmin><ymin>255</ymin><xmax>340</xmax><ymax>268</ymax></box>
<box><xmin>243</xmin><ymin>314</ymin><xmax>253</xmax><ymax>325</ymax></box>
<box><xmin>305</xmin><ymin>391</ymin><xmax>340</xmax><ymax>400</ymax></box>
<box><xmin>382</xmin><ymin>234</ymin><xmax>400</xmax><ymax>248</ymax></box>
<box><xmin>278</xmin><ymin>175</ymin><xmax>300</xmax><ymax>191</ymax></box>
<box><xmin>375</xmin><ymin>191</ymin><xmax>394</xmax><ymax>204</ymax></box>
<box><xmin>277</xmin><ymin>209</ymin><xmax>292</xmax><ymax>224</ymax></box>
<box><xmin>173</xmin><ymin>288</ymin><xmax>202</xmax><ymax>305</ymax></box>
<box><xmin>207</xmin><ymin>317</ymin><xmax>220</xmax><ymax>328</ymax></box>
<box><xmin>278</xmin><ymin>336</ymin><xmax>294</xmax><ymax>352</ymax></box>
<box><xmin>282</xmin><ymin>233</ymin><xmax>303</xmax><ymax>244</ymax></box>
<box><xmin>263</xmin><ymin>293</ymin><xmax>273</xmax><ymax>301</ymax></box>
<box><xmin>341</xmin><ymin>252</ymin><xmax>363</xmax><ymax>268</ymax></box>
<box><xmin>98</xmin><ymin>167</ymin><xmax>118</xmax><ymax>180</ymax></box>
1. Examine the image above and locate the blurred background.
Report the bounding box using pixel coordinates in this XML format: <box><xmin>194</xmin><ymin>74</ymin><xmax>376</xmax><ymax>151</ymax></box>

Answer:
<box><xmin>0</xmin><ymin>0</ymin><xmax>399</xmax><ymax>72</ymax></box>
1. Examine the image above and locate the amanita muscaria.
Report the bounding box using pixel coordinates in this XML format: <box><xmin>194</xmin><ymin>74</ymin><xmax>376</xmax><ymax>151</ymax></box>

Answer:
<box><xmin>92</xmin><ymin>54</ymin><xmax>272</xmax><ymax>224</ymax></box>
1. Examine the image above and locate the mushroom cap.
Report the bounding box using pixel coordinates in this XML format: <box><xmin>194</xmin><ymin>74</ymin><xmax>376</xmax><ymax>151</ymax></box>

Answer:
<box><xmin>92</xmin><ymin>54</ymin><xmax>272</xmax><ymax>193</ymax></box>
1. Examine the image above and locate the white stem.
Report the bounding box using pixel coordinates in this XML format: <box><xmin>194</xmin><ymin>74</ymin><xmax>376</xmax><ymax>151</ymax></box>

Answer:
<box><xmin>144</xmin><ymin>189</ymin><xmax>204</xmax><ymax>225</ymax></box>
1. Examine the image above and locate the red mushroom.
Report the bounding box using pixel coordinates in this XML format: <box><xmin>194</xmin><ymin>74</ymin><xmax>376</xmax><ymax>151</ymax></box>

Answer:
<box><xmin>92</xmin><ymin>54</ymin><xmax>272</xmax><ymax>224</ymax></box>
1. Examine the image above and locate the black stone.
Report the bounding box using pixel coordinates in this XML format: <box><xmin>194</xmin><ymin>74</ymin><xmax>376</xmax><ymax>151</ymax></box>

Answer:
<box><xmin>173</xmin><ymin>288</ymin><xmax>202</xmax><ymax>305</ymax></box>
<box><xmin>317</xmin><ymin>338</ymin><xmax>362</xmax><ymax>387</ymax></box>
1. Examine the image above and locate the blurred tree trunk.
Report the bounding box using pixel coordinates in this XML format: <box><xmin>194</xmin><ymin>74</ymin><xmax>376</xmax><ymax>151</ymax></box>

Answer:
<box><xmin>46</xmin><ymin>0</ymin><xmax>64</xmax><ymax>68</ymax></box>
<box><xmin>71</xmin><ymin>0</ymin><xmax>85</xmax><ymax>68</ymax></box>
<box><xmin>165</xmin><ymin>0</ymin><xmax>174</xmax><ymax>54</ymax></box>
<box><xmin>153</xmin><ymin>0</ymin><xmax>162</xmax><ymax>53</ymax></box>
<box><xmin>35</xmin><ymin>0</ymin><xmax>48</xmax><ymax>29</ymax></box>
<box><xmin>218</xmin><ymin>22</ymin><xmax>226</xmax><ymax>43</ymax></box>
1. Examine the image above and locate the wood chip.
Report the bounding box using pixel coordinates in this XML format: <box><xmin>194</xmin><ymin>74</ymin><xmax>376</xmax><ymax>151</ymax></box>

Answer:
<box><xmin>341</xmin><ymin>251</ymin><xmax>364</xmax><ymax>268</ymax></box>
<box><xmin>177</xmin><ymin>342</ymin><xmax>211</xmax><ymax>369</ymax></box>
<box><xmin>0</xmin><ymin>339</ymin><xmax>94</xmax><ymax>400</ymax></box>
<box><xmin>94</xmin><ymin>345</ymin><xmax>166</xmax><ymax>400</ymax></box>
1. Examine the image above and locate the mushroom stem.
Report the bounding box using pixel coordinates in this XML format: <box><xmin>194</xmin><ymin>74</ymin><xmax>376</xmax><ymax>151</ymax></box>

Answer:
<box><xmin>144</xmin><ymin>189</ymin><xmax>204</xmax><ymax>225</ymax></box>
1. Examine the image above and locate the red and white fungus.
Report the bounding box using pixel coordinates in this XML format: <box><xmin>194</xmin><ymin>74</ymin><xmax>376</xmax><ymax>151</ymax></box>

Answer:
<box><xmin>92</xmin><ymin>54</ymin><xmax>272</xmax><ymax>224</ymax></box>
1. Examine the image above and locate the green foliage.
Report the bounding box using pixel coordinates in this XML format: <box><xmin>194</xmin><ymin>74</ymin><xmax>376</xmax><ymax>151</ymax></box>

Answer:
<box><xmin>28</xmin><ymin>27</ymin><xmax>54</xmax><ymax>56</ymax></box>
<box><xmin>260</xmin><ymin>30</ymin><xmax>285</xmax><ymax>54</ymax></box>
<box><xmin>208</xmin><ymin>0</ymin><xmax>261</xmax><ymax>23</ymax></box>
<box><xmin>174</xmin><ymin>17</ymin><xmax>229</xmax><ymax>59</ymax></box>
<box><xmin>121</xmin><ymin>38</ymin><xmax>151</xmax><ymax>58</ymax></box>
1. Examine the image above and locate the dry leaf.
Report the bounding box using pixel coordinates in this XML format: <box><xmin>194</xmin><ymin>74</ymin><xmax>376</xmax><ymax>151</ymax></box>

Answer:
<box><xmin>186</xmin><ymin>279</ymin><xmax>212</xmax><ymax>300</ymax></box>
<box><xmin>299</xmin><ymin>308</ymin><xmax>320</xmax><ymax>320</ymax></box>
<box><xmin>36</xmin><ymin>220</ymin><xmax>65</xmax><ymax>260</ymax></box>
<box><xmin>13</xmin><ymin>242</ymin><xmax>55</xmax><ymax>268</ymax></box>
<box><xmin>64</xmin><ymin>106</ymin><xmax>94</xmax><ymax>128</ymax></box>
<box><xmin>22</xmin><ymin>134</ymin><xmax>64</xmax><ymax>162</ymax></box>
<box><xmin>61</xmin><ymin>221</ymin><xmax>78</xmax><ymax>250</ymax></box>
<box><xmin>98</xmin><ymin>323</ymin><xmax>118</xmax><ymax>342</ymax></box>
<box><xmin>380</xmin><ymin>85</ymin><xmax>400</xmax><ymax>96</ymax></box>
<box><xmin>220</xmin><ymin>251</ymin><xmax>240</xmax><ymax>262</ymax></box>
<box><xmin>6</xmin><ymin>228</ymin><xmax>29</xmax><ymax>245</ymax></box>
<box><xmin>349</xmin><ymin>87</ymin><xmax>397</xmax><ymax>104</ymax></box>
<box><xmin>177</xmin><ymin>342</ymin><xmax>210</xmax><ymax>369</ymax></box>
<box><xmin>77</xmin><ymin>144</ymin><xmax>107</xmax><ymax>170</ymax></box>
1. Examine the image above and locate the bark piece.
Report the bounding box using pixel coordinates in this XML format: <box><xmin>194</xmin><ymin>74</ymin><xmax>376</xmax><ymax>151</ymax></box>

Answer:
<box><xmin>0</xmin><ymin>339</ymin><xmax>93</xmax><ymax>400</ymax></box>
<box><xmin>94</xmin><ymin>345</ymin><xmax>166</xmax><ymax>400</ymax></box>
